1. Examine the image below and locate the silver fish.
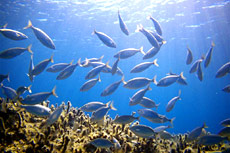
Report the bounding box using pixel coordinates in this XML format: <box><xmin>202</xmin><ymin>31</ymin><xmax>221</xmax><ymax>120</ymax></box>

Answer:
<box><xmin>159</xmin><ymin>131</ymin><xmax>176</xmax><ymax>140</ymax></box>
<box><xmin>198</xmin><ymin>134</ymin><xmax>227</xmax><ymax>146</ymax></box>
<box><xmin>215</xmin><ymin>62</ymin><xmax>230</xmax><ymax>78</ymax></box>
<box><xmin>85</xmin><ymin>62</ymin><xmax>109</xmax><ymax>79</ymax></box>
<box><xmin>90</xmin><ymin>138</ymin><xmax>114</xmax><ymax>148</ymax></box>
<box><xmin>123</xmin><ymin>76</ymin><xmax>156</xmax><ymax>89</ymax></box>
<box><xmin>16</xmin><ymin>85</ymin><xmax>32</xmax><ymax>96</ymax></box>
<box><xmin>187</xmin><ymin>123</ymin><xmax>208</xmax><ymax>142</ymax></box>
<box><xmin>143</xmin><ymin>44</ymin><xmax>164</xmax><ymax>60</ymax></box>
<box><xmin>27</xmin><ymin>54</ymin><xmax>34</xmax><ymax>82</ymax></box>
<box><xmin>130</xmin><ymin>59</ymin><xmax>159</xmax><ymax>73</ymax></box>
<box><xmin>129</xmin><ymin>124</ymin><xmax>155</xmax><ymax>138</ymax></box>
<box><xmin>46</xmin><ymin>105</ymin><xmax>63</xmax><ymax>125</ymax></box>
<box><xmin>0</xmin><ymin>23</ymin><xmax>28</xmax><ymax>40</ymax></box>
<box><xmin>167</xmin><ymin>72</ymin><xmax>188</xmax><ymax>85</ymax></box>
<box><xmin>197</xmin><ymin>62</ymin><xmax>203</xmax><ymax>81</ymax></box>
<box><xmin>80</xmin><ymin>75</ymin><xmax>101</xmax><ymax>92</ymax></box>
<box><xmin>111</xmin><ymin>57</ymin><xmax>120</xmax><ymax>75</ymax></box>
<box><xmin>114</xmin><ymin>47</ymin><xmax>145</xmax><ymax>59</ymax></box>
<box><xmin>166</xmin><ymin>90</ymin><xmax>181</xmax><ymax>112</ymax></box>
<box><xmin>81</xmin><ymin>55</ymin><xmax>104</xmax><ymax>67</ymax></box>
<box><xmin>101</xmin><ymin>77</ymin><xmax>124</xmax><ymax>97</ymax></box>
<box><xmin>92</xmin><ymin>30</ymin><xmax>116</xmax><ymax>48</ymax></box>
<box><xmin>157</xmin><ymin>72</ymin><xmax>185</xmax><ymax>87</ymax></box>
<box><xmin>154</xmin><ymin>125</ymin><xmax>172</xmax><ymax>133</ymax></box>
<box><xmin>80</xmin><ymin>101</ymin><xmax>110</xmax><ymax>112</ymax></box>
<box><xmin>204</xmin><ymin>41</ymin><xmax>215</xmax><ymax>68</ymax></box>
<box><xmin>139</xmin><ymin>97</ymin><xmax>160</xmax><ymax>109</ymax></box>
<box><xmin>46</xmin><ymin>60</ymin><xmax>73</xmax><ymax>73</ymax></box>
<box><xmin>220</xmin><ymin>118</ymin><xmax>230</xmax><ymax>127</ymax></box>
<box><xmin>113</xmin><ymin>112</ymin><xmax>139</xmax><ymax>125</ymax></box>
<box><xmin>21</xmin><ymin>104</ymin><xmax>50</xmax><ymax>117</ymax></box>
<box><xmin>24</xmin><ymin>20</ymin><xmax>55</xmax><ymax>49</ymax></box>
<box><xmin>147</xmin><ymin>16</ymin><xmax>163</xmax><ymax>36</ymax></box>
<box><xmin>186</xmin><ymin>46</ymin><xmax>193</xmax><ymax>65</ymax></box>
<box><xmin>149</xmin><ymin>30</ymin><xmax>165</xmax><ymax>43</ymax></box>
<box><xmin>129</xmin><ymin>86</ymin><xmax>152</xmax><ymax>106</ymax></box>
<box><xmin>222</xmin><ymin>85</ymin><xmax>230</xmax><ymax>93</ymax></box>
<box><xmin>118</xmin><ymin>10</ymin><xmax>129</xmax><ymax>36</ymax></box>
<box><xmin>0</xmin><ymin>44</ymin><xmax>32</xmax><ymax>59</ymax></box>
<box><xmin>0</xmin><ymin>83</ymin><xmax>17</xmax><ymax>100</ymax></box>
<box><xmin>32</xmin><ymin>54</ymin><xmax>54</xmax><ymax>76</ymax></box>
<box><xmin>0</xmin><ymin>73</ymin><xmax>10</xmax><ymax>83</ymax></box>
<box><xmin>218</xmin><ymin>127</ymin><xmax>230</xmax><ymax>137</ymax></box>
<box><xmin>189</xmin><ymin>58</ymin><xmax>203</xmax><ymax>73</ymax></box>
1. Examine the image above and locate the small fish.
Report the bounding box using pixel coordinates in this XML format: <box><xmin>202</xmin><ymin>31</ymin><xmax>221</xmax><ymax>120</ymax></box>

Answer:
<box><xmin>167</xmin><ymin>72</ymin><xmax>187</xmax><ymax>85</ymax></box>
<box><xmin>113</xmin><ymin>112</ymin><xmax>139</xmax><ymax>125</ymax></box>
<box><xmin>101</xmin><ymin>77</ymin><xmax>124</xmax><ymax>97</ymax></box>
<box><xmin>32</xmin><ymin>54</ymin><xmax>54</xmax><ymax>76</ymax></box>
<box><xmin>220</xmin><ymin>118</ymin><xmax>230</xmax><ymax>127</ymax></box>
<box><xmin>166</xmin><ymin>90</ymin><xmax>181</xmax><ymax>112</ymax></box>
<box><xmin>0</xmin><ymin>23</ymin><xmax>28</xmax><ymax>40</ymax></box>
<box><xmin>147</xmin><ymin>16</ymin><xmax>163</xmax><ymax>36</ymax></box>
<box><xmin>139</xmin><ymin>97</ymin><xmax>160</xmax><ymax>109</ymax></box>
<box><xmin>222</xmin><ymin>85</ymin><xmax>230</xmax><ymax>93</ymax></box>
<box><xmin>90</xmin><ymin>138</ymin><xmax>114</xmax><ymax>148</ymax></box>
<box><xmin>80</xmin><ymin>101</ymin><xmax>110</xmax><ymax>112</ymax></box>
<box><xmin>0</xmin><ymin>83</ymin><xmax>17</xmax><ymax>100</ymax></box>
<box><xmin>0</xmin><ymin>73</ymin><xmax>10</xmax><ymax>83</ymax></box>
<box><xmin>21</xmin><ymin>86</ymin><xmax>58</xmax><ymax>105</ymax></box>
<box><xmin>123</xmin><ymin>76</ymin><xmax>156</xmax><ymax>89</ymax></box>
<box><xmin>0</xmin><ymin>44</ymin><xmax>32</xmax><ymax>59</ymax></box>
<box><xmin>45</xmin><ymin>105</ymin><xmax>64</xmax><ymax>125</ymax></box>
<box><xmin>91</xmin><ymin>101</ymin><xmax>116</xmax><ymax>123</ymax></box>
<box><xmin>92</xmin><ymin>30</ymin><xmax>116</xmax><ymax>48</ymax></box>
<box><xmin>111</xmin><ymin>57</ymin><xmax>120</xmax><ymax>75</ymax></box>
<box><xmin>46</xmin><ymin>60</ymin><xmax>73</xmax><ymax>73</ymax></box>
<box><xmin>27</xmin><ymin>54</ymin><xmax>34</xmax><ymax>82</ymax></box>
<box><xmin>143</xmin><ymin>45</ymin><xmax>163</xmax><ymax>60</ymax></box>
<box><xmin>198</xmin><ymin>134</ymin><xmax>228</xmax><ymax>146</ymax></box>
<box><xmin>135</xmin><ymin>24</ymin><xmax>159</xmax><ymax>48</ymax></box>
<box><xmin>85</xmin><ymin>62</ymin><xmax>109</xmax><ymax>80</ymax></box>
<box><xmin>129</xmin><ymin>124</ymin><xmax>155</xmax><ymax>138</ymax></box>
<box><xmin>81</xmin><ymin>55</ymin><xmax>104</xmax><ymax>67</ymax></box>
<box><xmin>21</xmin><ymin>104</ymin><xmax>51</xmax><ymax>117</ymax></box>
<box><xmin>189</xmin><ymin>58</ymin><xmax>203</xmax><ymax>73</ymax></box>
<box><xmin>118</xmin><ymin>10</ymin><xmax>129</xmax><ymax>36</ymax></box>
<box><xmin>24</xmin><ymin>20</ymin><xmax>55</xmax><ymax>49</ymax></box>
<box><xmin>16</xmin><ymin>85</ymin><xmax>32</xmax><ymax>96</ymax></box>
<box><xmin>197</xmin><ymin>62</ymin><xmax>203</xmax><ymax>81</ymax></box>
<box><xmin>157</xmin><ymin>72</ymin><xmax>185</xmax><ymax>87</ymax></box>
<box><xmin>215</xmin><ymin>62</ymin><xmax>230</xmax><ymax>78</ymax></box>
<box><xmin>154</xmin><ymin>125</ymin><xmax>172</xmax><ymax>133</ymax></box>
<box><xmin>114</xmin><ymin>47</ymin><xmax>145</xmax><ymax>59</ymax></box>
<box><xmin>149</xmin><ymin>30</ymin><xmax>165</xmax><ymax>43</ymax></box>
<box><xmin>159</xmin><ymin>131</ymin><xmax>176</xmax><ymax>140</ymax></box>
<box><xmin>204</xmin><ymin>41</ymin><xmax>215</xmax><ymax>68</ymax></box>
<box><xmin>56</xmin><ymin>59</ymin><xmax>80</xmax><ymax>80</ymax></box>
<box><xmin>129</xmin><ymin>86</ymin><xmax>152</xmax><ymax>106</ymax></box>
<box><xmin>186</xmin><ymin>46</ymin><xmax>193</xmax><ymax>65</ymax></box>
<box><xmin>80</xmin><ymin>75</ymin><xmax>101</xmax><ymax>92</ymax></box>
<box><xmin>187</xmin><ymin>123</ymin><xmax>208</xmax><ymax>142</ymax></box>
<box><xmin>130</xmin><ymin>59</ymin><xmax>159</xmax><ymax>73</ymax></box>
<box><xmin>218</xmin><ymin>127</ymin><xmax>230</xmax><ymax>137</ymax></box>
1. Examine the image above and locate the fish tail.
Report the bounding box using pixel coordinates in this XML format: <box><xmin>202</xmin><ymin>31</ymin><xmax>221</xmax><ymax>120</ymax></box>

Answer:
<box><xmin>110</xmin><ymin>101</ymin><xmax>117</xmax><ymax>110</ymax></box>
<box><xmin>131</xmin><ymin>111</ymin><xmax>136</xmax><ymax>116</ymax></box>
<box><xmin>77</xmin><ymin>58</ymin><xmax>82</xmax><ymax>67</ymax></box>
<box><xmin>179</xmin><ymin>72</ymin><xmax>186</xmax><ymax>80</ymax></box>
<box><xmin>91</xmin><ymin>29</ymin><xmax>96</xmax><ymax>35</ymax></box>
<box><xmin>70</xmin><ymin>59</ymin><xmax>74</xmax><ymax>64</ymax></box>
<box><xmin>146</xmin><ymin>15</ymin><xmax>151</xmax><ymax>20</ymax></box>
<box><xmin>27</xmin><ymin>85</ymin><xmax>32</xmax><ymax>93</ymax></box>
<box><xmin>99</xmin><ymin>55</ymin><xmax>104</xmax><ymax>61</ymax></box>
<box><xmin>135</xmin><ymin>24</ymin><xmax>141</xmax><ymax>33</ymax></box>
<box><xmin>211</xmin><ymin>41</ymin><xmax>215</xmax><ymax>47</ymax></box>
<box><xmin>162</xmin><ymin>40</ymin><xmax>167</xmax><ymax>44</ymax></box>
<box><xmin>152</xmin><ymin>75</ymin><xmax>157</xmax><ymax>85</ymax></box>
<box><xmin>98</xmin><ymin>74</ymin><xmax>101</xmax><ymax>82</ymax></box>
<box><xmin>147</xmin><ymin>85</ymin><xmax>152</xmax><ymax>91</ymax></box>
<box><xmin>50</xmin><ymin>54</ymin><xmax>54</xmax><ymax>63</ymax></box>
<box><xmin>139</xmin><ymin>46</ymin><xmax>145</xmax><ymax>55</ymax></box>
<box><xmin>51</xmin><ymin>86</ymin><xmax>58</xmax><ymax>98</ymax></box>
<box><xmin>170</xmin><ymin>117</ymin><xmax>176</xmax><ymax>126</ymax></box>
<box><xmin>105</xmin><ymin>101</ymin><xmax>111</xmax><ymax>107</ymax></box>
<box><xmin>155</xmin><ymin>103</ymin><xmax>160</xmax><ymax>110</ymax></box>
<box><xmin>153</xmin><ymin>59</ymin><xmax>159</xmax><ymax>67</ymax></box>
<box><xmin>27</xmin><ymin>44</ymin><xmax>33</xmax><ymax>54</ymax></box>
<box><xmin>105</xmin><ymin>61</ymin><xmax>110</xmax><ymax>68</ymax></box>
<box><xmin>202</xmin><ymin>122</ymin><xmax>208</xmax><ymax>128</ymax></box>
<box><xmin>24</xmin><ymin>20</ymin><xmax>32</xmax><ymax>29</ymax></box>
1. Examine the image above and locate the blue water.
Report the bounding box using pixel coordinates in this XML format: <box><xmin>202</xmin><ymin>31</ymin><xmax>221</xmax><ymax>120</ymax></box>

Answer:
<box><xmin>0</xmin><ymin>0</ymin><xmax>230</xmax><ymax>135</ymax></box>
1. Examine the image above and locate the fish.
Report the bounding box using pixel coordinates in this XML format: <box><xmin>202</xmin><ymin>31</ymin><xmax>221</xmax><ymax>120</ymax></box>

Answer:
<box><xmin>167</xmin><ymin>72</ymin><xmax>188</xmax><ymax>85</ymax></box>
<box><xmin>92</xmin><ymin>30</ymin><xmax>116</xmax><ymax>48</ymax></box>
<box><xmin>129</xmin><ymin>124</ymin><xmax>155</xmax><ymax>138</ymax></box>
<box><xmin>85</xmin><ymin>62</ymin><xmax>109</xmax><ymax>80</ymax></box>
<box><xmin>111</xmin><ymin>56</ymin><xmax>120</xmax><ymax>75</ymax></box>
<box><xmin>220</xmin><ymin>118</ymin><xmax>230</xmax><ymax>127</ymax></box>
<box><xmin>0</xmin><ymin>44</ymin><xmax>32</xmax><ymax>59</ymax></box>
<box><xmin>138</xmin><ymin>108</ymin><xmax>175</xmax><ymax>125</ymax></box>
<box><xmin>139</xmin><ymin>97</ymin><xmax>160</xmax><ymax>109</ymax></box>
<box><xmin>189</xmin><ymin>58</ymin><xmax>203</xmax><ymax>73</ymax></box>
<box><xmin>118</xmin><ymin>10</ymin><xmax>129</xmax><ymax>36</ymax></box>
<box><xmin>129</xmin><ymin>86</ymin><xmax>152</xmax><ymax>106</ymax></box>
<box><xmin>32</xmin><ymin>54</ymin><xmax>54</xmax><ymax>76</ymax></box>
<box><xmin>142</xmin><ymin>44</ymin><xmax>163</xmax><ymax>60</ymax></box>
<box><xmin>0</xmin><ymin>73</ymin><xmax>10</xmax><ymax>83</ymax></box>
<box><xmin>154</xmin><ymin>125</ymin><xmax>172</xmax><ymax>133</ymax></box>
<box><xmin>186</xmin><ymin>123</ymin><xmax>208</xmax><ymax>142</ymax></box>
<box><xmin>157</xmin><ymin>72</ymin><xmax>185</xmax><ymax>87</ymax></box>
<box><xmin>46</xmin><ymin>60</ymin><xmax>73</xmax><ymax>73</ymax></box>
<box><xmin>90</xmin><ymin>138</ymin><xmax>114</xmax><ymax>148</ymax></box>
<box><xmin>80</xmin><ymin>75</ymin><xmax>101</xmax><ymax>92</ymax></box>
<box><xmin>0</xmin><ymin>23</ymin><xmax>28</xmax><ymax>40</ymax></box>
<box><xmin>218</xmin><ymin>127</ymin><xmax>230</xmax><ymax>138</ymax></box>
<box><xmin>135</xmin><ymin>24</ymin><xmax>159</xmax><ymax>48</ymax></box>
<box><xmin>130</xmin><ymin>59</ymin><xmax>159</xmax><ymax>73</ymax></box>
<box><xmin>149</xmin><ymin>30</ymin><xmax>165</xmax><ymax>43</ymax></box>
<box><xmin>80</xmin><ymin>101</ymin><xmax>110</xmax><ymax>112</ymax></box>
<box><xmin>222</xmin><ymin>85</ymin><xmax>230</xmax><ymax>93</ymax></box>
<box><xmin>147</xmin><ymin>16</ymin><xmax>163</xmax><ymax>36</ymax></box>
<box><xmin>0</xmin><ymin>83</ymin><xmax>17</xmax><ymax>100</ymax></box>
<box><xmin>186</xmin><ymin>46</ymin><xmax>193</xmax><ymax>65</ymax></box>
<box><xmin>204</xmin><ymin>41</ymin><xmax>215</xmax><ymax>68</ymax></box>
<box><xmin>215</xmin><ymin>62</ymin><xmax>230</xmax><ymax>78</ymax></box>
<box><xmin>91</xmin><ymin>101</ymin><xmax>116</xmax><ymax>123</ymax></box>
<box><xmin>21</xmin><ymin>86</ymin><xmax>58</xmax><ymax>105</ymax></box>
<box><xmin>113</xmin><ymin>112</ymin><xmax>139</xmax><ymax>125</ymax></box>
<box><xmin>27</xmin><ymin>54</ymin><xmax>34</xmax><ymax>82</ymax></box>
<box><xmin>56</xmin><ymin>59</ymin><xmax>81</xmax><ymax>80</ymax></box>
<box><xmin>123</xmin><ymin>76</ymin><xmax>156</xmax><ymax>89</ymax></box>
<box><xmin>101</xmin><ymin>77</ymin><xmax>124</xmax><ymax>97</ymax></box>
<box><xmin>166</xmin><ymin>90</ymin><xmax>181</xmax><ymax>112</ymax></box>
<box><xmin>20</xmin><ymin>104</ymin><xmax>51</xmax><ymax>117</ymax></box>
<box><xmin>16</xmin><ymin>85</ymin><xmax>32</xmax><ymax>96</ymax></box>
<box><xmin>198</xmin><ymin>135</ymin><xmax>228</xmax><ymax>146</ymax></box>
<box><xmin>81</xmin><ymin>55</ymin><xmax>104</xmax><ymax>67</ymax></box>
<box><xmin>159</xmin><ymin>131</ymin><xmax>176</xmax><ymax>140</ymax></box>
<box><xmin>197</xmin><ymin>62</ymin><xmax>203</xmax><ymax>81</ymax></box>
<box><xmin>45</xmin><ymin>105</ymin><xmax>64</xmax><ymax>125</ymax></box>
<box><xmin>24</xmin><ymin>20</ymin><xmax>55</xmax><ymax>49</ymax></box>
<box><xmin>114</xmin><ymin>47</ymin><xmax>145</xmax><ymax>59</ymax></box>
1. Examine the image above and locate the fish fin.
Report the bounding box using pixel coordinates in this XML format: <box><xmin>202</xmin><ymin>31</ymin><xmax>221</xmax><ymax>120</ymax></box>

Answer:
<box><xmin>97</xmin><ymin>74</ymin><xmax>101</xmax><ymax>82</ymax></box>
<box><xmin>170</xmin><ymin>117</ymin><xmax>176</xmax><ymax>126</ymax></box>
<box><xmin>70</xmin><ymin>59</ymin><xmax>74</xmax><ymax>64</ymax></box>
<box><xmin>27</xmin><ymin>44</ymin><xmax>33</xmax><ymax>54</ymax></box>
<box><xmin>24</xmin><ymin>20</ymin><xmax>32</xmax><ymax>29</ymax></box>
<box><xmin>152</xmin><ymin>75</ymin><xmax>157</xmax><ymax>85</ymax></box>
<box><xmin>77</xmin><ymin>58</ymin><xmax>82</xmax><ymax>67</ymax></box>
<box><xmin>27</xmin><ymin>85</ymin><xmax>32</xmax><ymax>93</ymax></box>
<box><xmin>155</xmin><ymin>103</ymin><xmax>160</xmax><ymax>110</ymax></box>
<box><xmin>115</xmin><ymin>114</ymin><xmax>119</xmax><ymax>119</ymax></box>
<box><xmin>211</xmin><ymin>41</ymin><xmax>215</xmax><ymax>47</ymax></box>
<box><xmin>153</xmin><ymin>59</ymin><xmax>159</xmax><ymax>67</ymax></box>
<box><xmin>106</xmin><ymin>101</ymin><xmax>111</xmax><ymax>107</ymax></box>
<box><xmin>179</xmin><ymin>72</ymin><xmax>186</xmax><ymax>80</ymax></box>
<box><xmin>139</xmin><ymin>46</ymin><xmax>145</xmax><ymax>55</ymax></box>
<box><xmin>7</xmin><ymin>73</ymin><xmax>10</xmax><ymax>82</ymax></box>
<box><xmin>147</xmin><ymin>85</ymin><xmax>152</xmax><ymax>91</ymax></box>
<box><xmin>110</xmin><ymin>101</ymin><xmax>117</xmax><ymax>111</ymax></box>
<box><xmin>2</xmin><ymin>23</ymin><xmax>8</xmax><ymax>29</ymax></box>
<box><xmin>50</xmin><ymin>54</ymin><xmax>54</xmax><ymax>63</ymax></box>
<box><xmin>105</xmin><ymin>61</ymin><xmax>110</xmax><ymax>68</ymax></box>
<box><xmin>131</xmin><ymin>111</ymin><xmax>136</xmax><ymax>116</ymax></box>
<box><xmin>51</xmin><ymin>86</ymin><xmax>58</xmax><ymax>98</ymax></box>
<box><xmin>202</xmin><ymin>122</ymin><xmax>208</xmax><ymax>129</ymax></box>
<box><xmin>122</xmin><ymin>76</ymin><xmax>126</xmax><ymax>85</ymax></box>
<box><xmin>91</xmin><ymin>29</ymin><xmax>96</xmax><ymax>35</ymax></box>
<box><xmin>99</xmin><ymin>55</ymin><xmax>104</xmax><ymax>61</ymax></box>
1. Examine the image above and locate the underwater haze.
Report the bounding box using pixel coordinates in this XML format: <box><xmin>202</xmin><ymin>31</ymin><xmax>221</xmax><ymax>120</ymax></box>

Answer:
<box><xmin>0</xmin><ymin>0</ymin><xmax>230</xmax><ymax>135</ymax></box>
